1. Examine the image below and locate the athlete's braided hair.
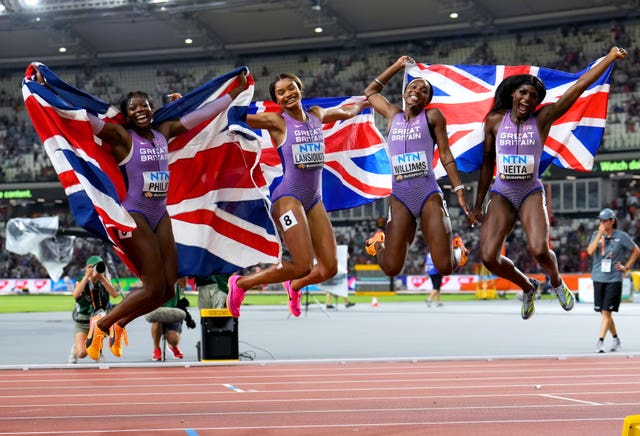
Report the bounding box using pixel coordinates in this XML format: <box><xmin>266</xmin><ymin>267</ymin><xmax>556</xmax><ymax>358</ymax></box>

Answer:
<box><xmin>486</xmin><ymin>74</ymin><xmax>546</xmax><ymax>118</ymax></box>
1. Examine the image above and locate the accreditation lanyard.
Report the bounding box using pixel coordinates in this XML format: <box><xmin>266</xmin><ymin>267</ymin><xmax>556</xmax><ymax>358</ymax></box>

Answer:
<box><xmin>87</xmin><ymin>280</ymin><xmax>104</xmax><ymax>311</ymax></box>
<box><xmin>601</xmin><ymin>236</ymin><xmax>614</xmax><ymax>272</ymax></box>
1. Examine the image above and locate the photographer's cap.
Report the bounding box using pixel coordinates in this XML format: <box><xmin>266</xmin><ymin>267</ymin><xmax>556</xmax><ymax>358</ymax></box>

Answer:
<box><xmin>598</xmin><ymin>208</ymin><xmax>616</xmax><ymax>220</ymax></box>
<box><xmin>86</xmin><ymin>255</ymin><xmax>104</xmax><ymax>266</ymax></box>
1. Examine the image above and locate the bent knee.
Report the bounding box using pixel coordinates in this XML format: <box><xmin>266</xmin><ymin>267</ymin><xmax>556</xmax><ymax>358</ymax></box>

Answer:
<box><xmin>380</xmin><ymin>262</ymin><xmax>403</xmax><ymax>277</ymax></box>
<box><xmin>482</xmin><ymin>257</ymin><xmax>499</xmax><ymax>272</ymax></box>
<box><xmin>141</xmin><ymin>280</ymin><xmax>170</xmax><ymax>302</ymax></box>
<box><xmin>436</xmin><ymin>263</ymin><xmax>454</xmax><ymax>276</ymax></box>
<box><xmin>317</xmin><ymin>261</ymin><xmax>338</xmax><ymax>282</ymax></box>
<box><xmin>431</xmin><ymin>255</ymin><xmax>454</xmax><ymax>276</ymax></box>
<box><xmin>526</xmin><ymin>238</ymin><xmax>550</xmax><ymax>257</ymax></box>
<box><xmin>291</xmin><ymin>262</ymin><xmax>313</xmax><ymax>279</ymax></box>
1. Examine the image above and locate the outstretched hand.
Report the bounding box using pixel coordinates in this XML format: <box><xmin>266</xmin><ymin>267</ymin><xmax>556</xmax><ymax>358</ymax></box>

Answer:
<box><xmin>28</xmin><ymin>63</ymin><xmax>45</xmax><ymax>85</ymax></box>
<box><xmin>236</xmin><ymin>70</ymin><xmax>248</xmax><ymax>91</ymax></box>
<box><xmin>352</xmin><ymin>95</ymin><xmax>370</xmax><ymax>112</ymax></box>
<box><xmin>609</xmin><ymin>46</ymin><xmax>628</xmax><ymax>61</ymax></box>
<box><xmin>228</xmin><ymin>70</ymin><xmax>249</xmax><ymax>100</ymax></box>
<box><xmin>396</xmin><ymin>55</ymin><xmax>415</xmax><ymax>67</ymax></box>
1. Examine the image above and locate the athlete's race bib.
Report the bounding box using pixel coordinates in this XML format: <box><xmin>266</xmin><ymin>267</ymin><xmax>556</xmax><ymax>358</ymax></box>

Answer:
<box><xmin>292</xmin><ymin>142</ymin><xmax>324</xmax><ymax>169</ymax></box>
<box><xmin>392</xmin><ymin>151</ymin><xmax>428</xmax><ymax>181</ymax></box>
<box><xmin>498</xmin><ymin>154</ymin><xmax>534</xmax><ymax>180</ymax></box>
<box><xmin>142</xmin><ymin>171</ymin><xmax>169</xmax><ymax>198</ymax></box>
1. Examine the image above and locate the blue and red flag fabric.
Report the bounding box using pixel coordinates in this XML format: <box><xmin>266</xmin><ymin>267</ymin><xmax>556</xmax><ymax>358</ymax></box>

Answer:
<box><xmin>404</xmin><ymin>58</ymin><xmax>614</xmax><ymax>177</ymax></box>
<box><xmin>22</xmin><ymin>62</ymin><xmax>137</xmax><ymax>272</ymax></box>
<box><xmin>154</xmin><ymin>68</ymin><xmax>280</xmax><ymax>277</ymax></box>
<box><xmin>249</xmin><ymin>96</ymin><xmax>391</xmax><ymax>212</ymax></box>
<box><xmin>22</xmin><ymin>64</ymin><xmax>279</xmax><ymax>277</ymax></box>
<box><xmin>22</xmin><ymin>65</ymin><xmax>391</xmax><ymax>278</ymax></box>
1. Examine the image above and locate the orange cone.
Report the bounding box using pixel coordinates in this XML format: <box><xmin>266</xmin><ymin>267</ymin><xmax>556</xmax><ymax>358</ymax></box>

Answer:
<box><xmin>371</xmin><ymin>296</ymin><xmax>379</xmax><ymax>307</ymax></box>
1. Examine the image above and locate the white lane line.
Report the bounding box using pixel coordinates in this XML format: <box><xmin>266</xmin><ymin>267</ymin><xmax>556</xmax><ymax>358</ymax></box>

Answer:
<box><xmin>0</xmin><ymin>416</ymin><xmax>624</xmax><ymax>434</ymax></box>
<box><xmin>4</xmin><ymin>371</ymin><xmax>640</xmax><ymax>391</ymax></box>
<box><xmin>3</xmin><ymin>379</ymin><xmax>640</xmax><ymax>399</ymax></box>
<box><xmin>2</xmin><ymin>353</ymin><xmax>640</xmax><ymax>374</ymax></box>
<box><xmin>2</xmin><ymin>401</ymin><xmax>635</xmax><ymax>421</ymax></box>
<box><xmin>4</xmin><ymin>363</ymin><xmax>640</xmax><ymax>383</ymax></box>
<box><xmin>540</xmin><ymin>393</ymin><xmax>603</xmax><ymax>405</ymax></box>
<box><xmin>222</xmin><ymin>384</ymin><xmax>244</xmax><ymax>392</ymax></box>
<box><xmin>0</xmin><ymin>391</ymin><xmax>638</xmax><ymax>409</ymax></box>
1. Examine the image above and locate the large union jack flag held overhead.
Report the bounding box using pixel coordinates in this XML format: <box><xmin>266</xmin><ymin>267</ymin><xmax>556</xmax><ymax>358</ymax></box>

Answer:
<box><xmin>404</xmin><ymin>58</ymin><xmax>614</xmax><ymax>178</ymax></box>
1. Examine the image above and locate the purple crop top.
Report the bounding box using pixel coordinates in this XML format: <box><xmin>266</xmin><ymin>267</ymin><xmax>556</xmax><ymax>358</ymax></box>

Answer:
<box><xmin>119</xmin><ymin>129</ymin><xmax>169</xmax><ymax>230</ymax></box>
<box><xmin>271</xmin><ymin>111</ymin><xmax>325</xmax><ymax>212</ymax></box>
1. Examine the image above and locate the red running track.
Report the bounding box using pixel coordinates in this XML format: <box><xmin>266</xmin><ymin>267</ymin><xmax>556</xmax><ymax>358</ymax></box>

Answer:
<box><xmin>0</xmin><ymin>356</ymin><xmax>639</xmax><ymax>435</ymax></box>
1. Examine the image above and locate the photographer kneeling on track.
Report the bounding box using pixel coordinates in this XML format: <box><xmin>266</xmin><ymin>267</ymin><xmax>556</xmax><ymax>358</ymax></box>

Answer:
<box><xmin>69</xmin><ymin>255</ymin><xmax>121</xmax><ymax>364</ymax></box>
<box><xmin>145</xmin><ymin>277</ymin><xmax>196</xmax><ymax>361</ymax></box>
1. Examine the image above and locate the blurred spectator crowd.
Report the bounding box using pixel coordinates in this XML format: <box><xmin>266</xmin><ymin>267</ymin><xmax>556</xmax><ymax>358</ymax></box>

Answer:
<box><xmin>1</xmin><ymin>18</ymin><xmax>640</xmax><ymax>281</ymax></box>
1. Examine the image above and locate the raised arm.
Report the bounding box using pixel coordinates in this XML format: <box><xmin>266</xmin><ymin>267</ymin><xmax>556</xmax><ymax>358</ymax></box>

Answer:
<box><xmin>87</xmin><ymin>115</ymin><xmax>131</xmax><ymax>158</ymax></box>
<box><xmin>245</xmin><ymin>111</ymin><xmax>287</xmax><ymax>148</ymax></box>
<box><xmin>73</xmin><ymin>268</ymin><xmax>91</xmax><ymax>299</ymax></box>
<box><xmin>308</xmin><ymin>98</ymin><xmax>369</xmax><ymax>124</ymax></box>
<box><xmin>586</xmin><ymin>225</ymin><xmax>606</xmax><ymax>256</ymax></box>
<box><xmin>158</xmin><ymin>70</ymin><xmax>249</xmax><ymax>139</ymax></box>
<box><xmin>100</xmin><ymin>273</ymin><xmax>120</xmax><ymax>299</ymax></box>
<box><xmin>364</xmin><ymin>55</ymin><xmax>414</xmax><ymax>122</ymax></box>
<box><xmin>29</xmin><ymin>63</ymin><xmax>132</xmax><ymax>160</ymax></box>
<box><xmin>536</xmin><ymin>47</ymin><xmax>627</xmax><ymax>136</ymax></box>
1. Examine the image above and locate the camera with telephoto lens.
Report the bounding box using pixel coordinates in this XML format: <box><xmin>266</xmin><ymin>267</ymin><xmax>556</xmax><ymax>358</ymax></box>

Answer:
<box><xmin>177</xmin><ymin>297</ymin><xmax>196</xmax><ymax>329</ymax></box>
<box><xmin>94</xmin><ymin>261</ymin><xmax>106</xmax><ymax>274</ymax></box>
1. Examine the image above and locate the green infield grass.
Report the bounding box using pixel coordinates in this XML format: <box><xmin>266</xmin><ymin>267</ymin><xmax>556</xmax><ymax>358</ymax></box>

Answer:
<box><xmin>0</xmin><ymin>292</ymin><xmax>503</xmax><ymax>314</ymax></box>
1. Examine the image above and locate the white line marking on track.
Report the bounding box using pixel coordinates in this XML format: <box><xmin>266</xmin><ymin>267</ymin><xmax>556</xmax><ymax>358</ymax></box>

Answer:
<box><xmin>3</xmin><ymin>371</ymin><xmax>640</xmax><ymax>391</ymax></box>
<box><xmin>540</xmin><ymin>393</ymin><xmax>603</xmax><ymax>405</ymax></box>
<box><xmin>3</xmin><ymin>380</ymin><xmax>640</xmax><ymax>399</ymax></box>
<box><xmin>0</xmin><ymin>417</ymin><xmax>626</xmax><ymax>434</ymax></box>
<box><xmin>1</xmin><ymin>353</ymin><xmax>638</xmax><ymax>373</ymax></box>
<box><xmin>0</xmin><ymin>392</ymin><xmax>638</xmax><ymax>409</ymax></box>
<box><xmin>2</xmin><ymin>402</ymin><xmax>636</xmax><ymax>421</ymax></box>
<box><xmin>222</xmin><ymin>384</ymin><xmax>244</xmax><ymax>392</ymax></box>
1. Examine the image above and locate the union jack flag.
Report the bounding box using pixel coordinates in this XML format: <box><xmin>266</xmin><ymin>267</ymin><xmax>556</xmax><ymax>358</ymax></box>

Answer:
<box><xmin>404</xmin><ymin>58</ymin><xmax>614</xmax><ymax>177</ymax></box>
<box><xmin>23</xmin><ymin>65</ymin><xmax>279</xmax><ymax>277</ymax></box>
<box><xmin>22</xmin><ymin>63</ymin><xmax>137</xmax><ymax>272</ymax></box>
<box><xmin>155</xmin><ymin>68</ymin><xmax>279</xmax><ymax>276</ymax></box>
<box><xmin>249</xmin><ymin>96</ymin><xmax>391</xmax><ymax>212</ymax></box>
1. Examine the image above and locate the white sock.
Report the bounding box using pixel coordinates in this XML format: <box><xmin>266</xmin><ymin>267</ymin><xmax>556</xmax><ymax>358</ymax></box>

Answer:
<box><xmin>453</xmin><ymin>247</ymin><xmax>462</xmax><ymax>264</ymax></box>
